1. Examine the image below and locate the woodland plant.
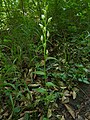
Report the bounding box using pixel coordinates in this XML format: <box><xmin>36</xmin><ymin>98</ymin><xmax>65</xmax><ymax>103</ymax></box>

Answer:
<box><xmin>0</xmin><ymin>0</ymin><xmax>90</xmax><ymax>119</ymax></box>
<box><xmin>34</xmin><ymin>0</ymin><xmax>52</xmax><ymax>86</ymax></box>
<box><xmin>32</xmin><ymin>1</ymin><xmax>59</xmax><ymax>119</ymax></box>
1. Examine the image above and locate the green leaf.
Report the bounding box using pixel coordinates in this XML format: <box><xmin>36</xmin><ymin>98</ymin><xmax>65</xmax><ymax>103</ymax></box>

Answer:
<box><xmin>46</xmin><ymin>57</ymin><xmax>58</xmax><ymax>61</ymax></box>
<box><xmin>83</xmin><ymin>68</ymin><xmax>88</xmax><ymax>72</ymax></box>
<box><xmin>43</xmin><ymin>118</ymin><xmax>49</xmax><ymax>120</ymax></box>
<box><xmin>78</xmin><ymin>78</ymin><xmax>90</xmax><ymax>84</ymax></box>
<box><xmin>3</xmin><ymin>39</ymin><xmax>12</xmax><ymax>43</ymax></box>
<box><xmin>33</xmin><ymin>71</ymin><xmax>45</xmax><ymax>75</ymax></box>
<box><xmin>9</xmin><ymin>94</ymin><xmax>14</xmax><ymax>110</ymax></box>
<box><xmin>35</xmin><ymin>88</ymin><xmax>47</xmax><ymax>94</ymax></box>
<box><xmin>83</xmin><ymin>78</ymin><xmax>90</xmax><ymax>84</ymax></box>
<box><xmin>83</xmin><ymin>80</ymin><xmax>90</xmax><ymax>84</ymax></box>
<box><xmin>24</xmin><ymin>113</ymin><xmax>30</xmax><ymax>120</ymax></box>
<box><xmin>0</xmin><ymin>83</ymin><xmax>16</xmax><ymax>90</ymax></box>
<box><xmin>46</xmin><ymin>82</ymin><xmax>56</xmax><ymax>87</ymax></box>
<box><xmin>13</xmin><ymin>107</ymin><xmax>20</xmax><ymax>113</ymax></box>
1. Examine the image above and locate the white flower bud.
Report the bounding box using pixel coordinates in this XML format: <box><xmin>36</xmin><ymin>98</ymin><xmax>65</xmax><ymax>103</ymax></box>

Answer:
<box><xmin>48</xmin><ymin>17</ymin><xmax>52</xmax><ymax>23</ymax></box>
<box><xmin>46</xmin><ymin>50</ymin><xmax>48</xmax><ymax>55</ymax></box>
<box><xmin>41</xmin><ymin>14</ymin><xmax>45</xmax><ymax>19</ymax></box>
<box><xmin>35</xmin><ymin>2</ymin><xmax>37</xmax><ymax>6</ymax></box>
<box><xmin>42</xmin><ymin>9</ymin><xmax>46</xmax><ymax>15</ymax></box>
<box><xmin>47</xmin><ymin>31</ymin><xmax>50</xmax><ymax>38</ymax></box>
<box><xmin>39</xmin><ymin>23</ymin><xmax>43</xmax><ymax>29</ymax></box>
<box><xmin>41</xmin><ymin>35</ymin><xmax>43</xmax><ymax>41</ymax></box>
<box><xmin>43</xmin><ymin>27</ymin><xmax>46</xmax><ymax>32</ymax></box>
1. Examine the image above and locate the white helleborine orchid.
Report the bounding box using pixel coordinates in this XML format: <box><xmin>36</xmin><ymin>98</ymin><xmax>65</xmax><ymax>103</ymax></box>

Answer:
<box><xmin>41</xmin><ymin>35</ymin><xmax>43</xmax><ymax>41</ymax></box>
<box><xmin>47</xmin><ymin>31</ymin><xmax>50</xmax><ymax>38</ymax></box>
<box><xmin>46</xmin><ymin>50</ymin><xmax>48</xmax><ymax>55</ymax></box>
<box><xmin>39</xmin><ymin>23</ymin><xmax>43</xmax><ymax>29</ymax></box>
<box><xmin>43</xmin><ymin>27</ymin><xmax>46</xmax><ymax>32</ymax></box>
<box><xmin>41</xmin><ymin>14</ymin><xmax>45</xmax><ymax>19</ymax></box>
<box><xmin>48</xmin><ymin>17</ymin><xmax>52</xmax><ymax>23</ymax></box>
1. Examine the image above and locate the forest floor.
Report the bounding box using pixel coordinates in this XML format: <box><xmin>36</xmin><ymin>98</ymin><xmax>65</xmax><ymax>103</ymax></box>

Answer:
<box><xmin>0</xmin><ymin>76</ymin><xmax>90</xmax><ymax>120</ymax></box>
<box><xmin>55</xmin><ymin>83</ymin><xmax>90</xmax><ymax>120</ymax></box>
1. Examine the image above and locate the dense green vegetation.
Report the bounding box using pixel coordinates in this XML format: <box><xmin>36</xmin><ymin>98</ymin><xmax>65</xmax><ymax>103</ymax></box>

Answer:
<box><xmin>0</xmin><ymin>0</ymin><xmax>90</xmax><ymax>119</ymax></box>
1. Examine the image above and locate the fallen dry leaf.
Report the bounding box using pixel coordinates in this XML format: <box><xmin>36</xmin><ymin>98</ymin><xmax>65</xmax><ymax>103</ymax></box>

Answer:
<box><xmin>62</xmin><ymin>96</ymin><xmax>69</xmax><ymax>103</ymax></box>
<box><xmin>64</xmin><ymin>90</ymin><xmax>70</xmax><ymax>97</ymax></box>
<box><xmin>40</xmin><ymin>60</ymin><xmax>44</xmax><ymax>66</ymax></box>
<box><xmin>85</xmin><ymin>118</ymin><xmax>88</xmax><ymax>120</ymax></box>
<box><xmin>61</xmin><ymin>115</ymin><xmax>65</xmax><ymax>120</ymax></box>
<box><xmin>18</xmin><ymin>117</ymin><xmax>24</xmax><ymax>120</ymax></box>
<box><xmin>47</xmin><ymin>108</ymin><xmax>52</xmax><ymax>118</ymax></box>
<box><xmin>77</xmin><ymin>115</ymin><xmax>84</xmax><ymax>120</ymax></box>
<box><xmin>72</xmin><ymin>90</ymin><xmax>77</xmax><ymax>99</ymax></box>
<box><xmin>64</xmin><ymin>104</ymin><xmax>75</xmax><ymax>119</ymax></box>
<box><xmin>28</xmin><ymin>83</ymin><xmax>40</xmax><ymax>88</ymax></box>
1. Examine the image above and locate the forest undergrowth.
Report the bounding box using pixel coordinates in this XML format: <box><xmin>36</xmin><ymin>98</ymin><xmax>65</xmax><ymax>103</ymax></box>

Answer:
<box><xmin>0</xmin><ymin>0</ymin><xmax>90</xmax><ymax>120</ymax></box>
